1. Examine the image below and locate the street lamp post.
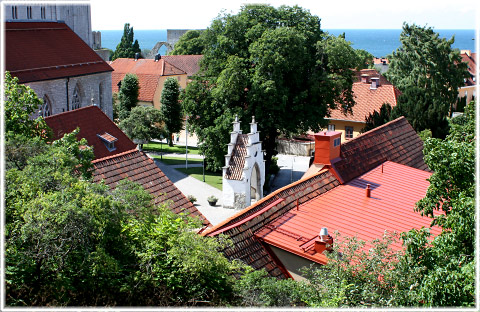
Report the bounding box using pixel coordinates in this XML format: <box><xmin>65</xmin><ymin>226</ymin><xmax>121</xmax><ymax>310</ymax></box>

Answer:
<box><xmin>185</xmin><ymin>115</ymin><xmax>188</xmax><ymax>170</ymax></box>
<box><xmin>159</xmin><ymin>134</ymin><xmax>164</xmax><ymax>160</ymax></box>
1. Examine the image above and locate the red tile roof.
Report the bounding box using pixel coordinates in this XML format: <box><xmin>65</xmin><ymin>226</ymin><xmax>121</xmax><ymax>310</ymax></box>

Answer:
<box><xmin>92</xmin><ymin>149</ymin><xmax>210</xmax><ymax>226</ymax></box>
<box><xmin>5</xmin><ymin>22</ymin><xmax>112</xmax><ymax>83</ymax></box>
<box><xmin>329</xmin><ymin>70</ymin><xmax>400</xmax><ymax>123</ymax></box>
<box><xmin>331</xmin><ymin>117</ymin><xmax>429</xmax><ymax>183</ymax></box>
<box><xmin>460</xmin><ymin>52</ymin><xmax>476</xmax><ymax>86</ymax></box>
<box><xmin>162</xmin><ymin>55</ymin><xmax>202</xmax><ymax>77</ymax></box>
<box><xmin>225</xmin><ymin>134</ymin><xmax>248</xmax><ymax>180</ymax></box>
<box><xmin>204</xmin><ymin>117</ymin><xmax>430</xmax><ymax>277</ymax></box>
<box><xmin>255</xmin><ymin>161</ymin><xmax>441</xmax><ymax>265</ymax></box>
<box><xmin>45</xmin><ymin>106</ymin><xmax>137</xmax><ymax>160</ymax></box>
<box><xmin>110</xmin><ymin>58</ymin><xmax>186</xmax><ymax>102</ymax></box>
<box><xmin>373</xmin><ymin>57</ymin><xmax>389</xmax><ymax>65</ymax></box>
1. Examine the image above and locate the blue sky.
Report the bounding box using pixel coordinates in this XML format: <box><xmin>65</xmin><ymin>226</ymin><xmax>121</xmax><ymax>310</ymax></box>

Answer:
<box><xmin>91</xmin><ymin>0</ymin><xmax>477</xmax><ymax>30</ymax></box>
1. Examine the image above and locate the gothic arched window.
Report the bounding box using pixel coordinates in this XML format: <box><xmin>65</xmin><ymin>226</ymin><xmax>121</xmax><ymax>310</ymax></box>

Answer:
<box><xmin>72</xmin><ymin>84</ymin><xmax>81</xmax><ymax>110</ymax></box>
<box><xmin>42</xmin><ymin>95</ymin><xmax>52</xmax><ymax>117</ymax></box>
<box><xmin>98</xmin><ymin>83</ymin><xmax>104</xmax><ymax>110</ymax></box>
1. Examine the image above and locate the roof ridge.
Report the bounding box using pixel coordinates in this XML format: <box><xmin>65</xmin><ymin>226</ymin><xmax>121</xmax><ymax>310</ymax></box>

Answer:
<box><xmin>203</xmin><ymin>168</ymin><xmax>332</xmax><ymax>236</ymax></box>
<box><xmin>91</xmin><ymin>148</ymin><xmax>139</xmax><ymax>164</ymax></box>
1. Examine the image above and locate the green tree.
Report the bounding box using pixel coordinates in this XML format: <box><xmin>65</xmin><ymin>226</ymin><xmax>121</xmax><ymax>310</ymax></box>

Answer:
<box><xmin>361</xmin><ymin>102</ymin><xmax>392</xmax><ymax>133</ymax></box>
<box><xmin>160</xmin><ymin>77</ymin><xmax>183</xmax><ymax>146</ymax></box>
<box><xmin>119</xmin><ymin>106</ymin><xmax>165</xmax><ymax>149</ymax></box>
<box><xmin>4</xmin><ymin>71</ymin><xmax>51</xmax><ymax>140</ymax></box>
<box><xmin>385</xmin><ymin>23</ymin><xmax>469</xmax><ymax>138</ymax></box>
<box><xmin>117</xmin><ymin>73</ymin><xmax>140</xmax><ymax>120</ymax></box>
<box><xmin>182</xmin><ymin>5</ymin><xmax>358</xmax><ymax>171</ymax></box>
<box><xmin>170</xmin><ymin>30</ymin><xmax>206</xmax><ymax>55</ymax></box>
<box><xmin>111</xmin><ymin>23</ymin><xmax>142</xmax><ymax>61</ymax></box>
<box><xmin>354</xmin><ymin>49</ymin><xmax>374</xmax><ymax>69</ymax></box>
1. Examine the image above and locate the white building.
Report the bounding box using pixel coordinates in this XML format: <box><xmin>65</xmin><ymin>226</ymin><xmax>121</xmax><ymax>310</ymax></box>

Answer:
<box><xmin>223</xmin><ymin>116</ymin><xmax>265</xmax><ymax>210</ymax></box>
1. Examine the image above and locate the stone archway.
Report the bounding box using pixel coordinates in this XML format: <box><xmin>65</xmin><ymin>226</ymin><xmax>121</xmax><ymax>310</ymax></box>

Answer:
<box><xmin>250</xmin><ymin>163</ymin><xmax>262</xmax><ymax>203</ymax></box>
<box><xmin>147</xmin><ymin>41</ymin><xmax>173</xmax><ymax>58</ymax></box>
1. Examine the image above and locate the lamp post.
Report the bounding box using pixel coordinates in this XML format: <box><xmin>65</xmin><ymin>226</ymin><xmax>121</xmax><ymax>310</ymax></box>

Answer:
<box><xmin>159</xmin><ymin>134</ymin><xmax>164</xmax><ymax>160</ymax></box>
<box><xmin>203</xmin><ymin>148</ymin><xmax>206</xmax><ymax>182</ymax></box>
<box><xmin>185</xmin><ymin>115</ymin><xmax>188</xmax><ymax>170</ymax></box>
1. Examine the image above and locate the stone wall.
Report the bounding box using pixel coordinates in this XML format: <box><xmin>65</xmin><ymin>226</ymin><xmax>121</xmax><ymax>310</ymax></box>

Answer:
<box><xmin>27</xmin><ymin>72</ymin><xmax>113</xmax><ymax>120</ymax></box>
<box><xmin>276</xmin><ymin>139</ymin><xmax>315</xmax><ymax>156</ymax></box>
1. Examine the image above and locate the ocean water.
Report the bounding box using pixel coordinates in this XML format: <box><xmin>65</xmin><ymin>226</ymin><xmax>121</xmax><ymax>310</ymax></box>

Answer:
<box><xmin>99</xmin><ymin>29</ymin><xmax>476</xmax><ymax>58</ymax></box>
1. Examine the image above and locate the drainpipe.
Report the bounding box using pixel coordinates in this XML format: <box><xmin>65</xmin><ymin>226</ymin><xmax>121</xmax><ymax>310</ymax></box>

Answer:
<box><xmin>66</xmin><ymin>77</ymin><xmax>70</xmax><ymax>111</ymax></box>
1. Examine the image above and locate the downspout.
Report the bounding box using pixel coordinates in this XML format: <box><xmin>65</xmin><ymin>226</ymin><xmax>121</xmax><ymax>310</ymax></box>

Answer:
<box><xmin>66</xmin><ymin>77</ymin><xmax>69</xmax><ymax>111</ymax></box>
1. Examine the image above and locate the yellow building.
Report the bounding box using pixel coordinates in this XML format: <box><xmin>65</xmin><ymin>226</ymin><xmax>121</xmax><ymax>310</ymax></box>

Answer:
<box><xmin>458</xmin><ymin>50</ymin><xmax>476</xmax><ymax>106</ymax></box>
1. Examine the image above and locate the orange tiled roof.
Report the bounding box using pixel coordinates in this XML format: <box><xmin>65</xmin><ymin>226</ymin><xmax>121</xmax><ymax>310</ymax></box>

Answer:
<box><xmin>45</xmin><ymin>106</ymin><xmax>137</xmax><ymax>160</ymax></box>
<box><xmin>162</xmin><ymin>55</ymin><xmax>203</xmax><ymax>77</ymax></box>
<box><xmin>6</xmin><ymin>22</ymin><xmax>112</xmax><ymax>83</ymax></box>
<box><xmin>373</xmin><ymin>57</ymin><xmax>389</xmax><ymax>65</ymax></box>
<box><xmin>110</xmin><ymin>58</ymin><xmax>186</xmax><ymax>102</ymax></box>
<box><xmin>460</xmin><ymin>52</ymin><xmax>476</xmax><ymax>86</ymax></box>
<box><xmin>255</xmin><ymin>161</ymin><xmax>441</xmax><ymax>265</ymax></box>
<box><xmin>204</xmin><ymin>117</ymin><xmax>429</xmax><ymax>277</ymax></box>
<box><xmin>328</xmin><ymin>70</ymin><xmax>400</xmax><ymax>123</ymax></box>
<box><xmin>92</xmin><ymin>149</ymin><xmax>210</xmax><ymax>226</ymax></box>
<box><xmin>225</xmin><ymin>134</ymin><xmax>248</xmax><ymax>180</ymax></box>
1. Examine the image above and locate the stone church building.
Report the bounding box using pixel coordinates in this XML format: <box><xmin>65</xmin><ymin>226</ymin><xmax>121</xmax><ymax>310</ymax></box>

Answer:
<box><xmin>5</xmin><ymin>21</ymin><xmax>113</xmax><ymax>119</ymax></box>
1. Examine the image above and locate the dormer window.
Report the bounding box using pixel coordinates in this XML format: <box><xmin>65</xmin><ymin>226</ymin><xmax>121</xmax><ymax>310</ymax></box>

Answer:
<box><xmin>97</xmin><ymin>132</ymin><xmax>118</xmax><ymax>152</ymax></box>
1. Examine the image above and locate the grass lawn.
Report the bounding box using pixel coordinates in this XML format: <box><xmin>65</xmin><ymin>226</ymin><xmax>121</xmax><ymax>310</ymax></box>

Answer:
<box><xmin>143</xmin><ymin>142</ymin><xmax>200</xmax><ymax>155</ymax></box>
<box><xmin>151</xmin><ymin>155</ymin><xmax>204</xmax><ymax>166</ymax></box>
<box><xmin>176</xmin><ymin>167</ymin><xmax>223</xmax><ymax>190</ymax></box>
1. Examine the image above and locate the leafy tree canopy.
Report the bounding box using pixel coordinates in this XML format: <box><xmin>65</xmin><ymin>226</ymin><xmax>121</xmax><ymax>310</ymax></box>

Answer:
<box><xmin>361</xmin><ymin>102</ymin><xmax>392</xmax><ymax>133</ymax></box>
<box><xmin>182</xmin><ymin>5</ymin><xmax>358</xmax><ymax>170</ymax></box>
<box><xmin>161</xmin><ymin>77</ymin><xmax>183</xmax><ymax>146</ymax></box>
<box><xmin>111</xmin><ymin>23</ymin><xmax>141</xmax><ymax>61</ymax></box>
<box><xmin>4</xmin><ymin>71</ymin><xmax>51</xmax><ymax>140</ymax></box>
<box><xmin>119</xmin><ymin>106</ymin><xmax>165</xmax><ymax>147</ymax></box>
<box><xmin>170</xmin><ymin>30</ymin><xmax>206</xmax><ymax>55</ymax></box>
<box><xmin>385</xmin><ymin>23</ymin><xmax>469</xmax><ymax>138</ymax></box>
<box><xmin>117</xmin><ymin>73</ymin><xmax>140</xmax><ymax>120</ymax></box>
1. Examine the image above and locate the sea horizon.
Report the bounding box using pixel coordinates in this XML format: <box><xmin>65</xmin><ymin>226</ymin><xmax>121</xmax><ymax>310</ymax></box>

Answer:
<box><xmin>98</xmin><ymin>28</ymin><xmax>476</xmax><ymax>58</ymax></box>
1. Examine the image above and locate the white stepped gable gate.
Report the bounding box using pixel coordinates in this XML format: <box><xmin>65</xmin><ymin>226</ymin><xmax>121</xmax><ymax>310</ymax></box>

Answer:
<box><xmin>222</xmin><ymin>116</ymin><xmax>265</xmax><ymax>210</ymax></box>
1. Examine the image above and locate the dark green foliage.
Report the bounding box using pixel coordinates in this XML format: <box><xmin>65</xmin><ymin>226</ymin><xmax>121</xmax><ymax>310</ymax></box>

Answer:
<box><xmin>117</xmin><ymin>73</ymin><xmax>140</xmax><ymax>120</ymax></box>
<box><xmin>119</xmin><ymin>106</ymin><xmax>165</xmax><ymax>147</ymax></box>
<box><xmin>5</xmin><ymin>136</ymin><xmax>245</xmax><ymax>306</ymax></box>
<box><xmin>361</xmin><ymin>102</ymin><xmax>392</xmax><ymax>133</ymax></box>
<box><xmin>182</xmin><ymin>5</ymin><xmax>358</xmax><ymax>171</ymax></box>
<box><xmin>160</xmin><ymin>77</ymin><xmax>183</xmax><ymax>146</ymax></box>
<box><xmin>391</xmin><ymin>86</ymin><xmax>450</xmax><ymax>138</ymax></box>
<box><xmin>385</xmin><ymin>23</ymin><xmax>469</xmax><ymax>138</ymax></box>
<box><xmin>455</xmin><ymin>96</ymin><xmax>467</xmax><ymax>113</ymax></box>
<box><xmin>4</xmin><ymin>71</ymin><xmax>52</xmax><ymax>140</ymax></box>
<box><xmin>354</xmin><ymin>49</ymin><xmax>374</xmax><ymax>69</ymax></box>
<box><xmin>111</xmin><ymin>23</ymin><xmax>141</xmax><ymax>61</ymax></box>
<box><xmin>170</xmin><ymin>30</ymin><xmax>206</xmax><ymax>55</ymax></box>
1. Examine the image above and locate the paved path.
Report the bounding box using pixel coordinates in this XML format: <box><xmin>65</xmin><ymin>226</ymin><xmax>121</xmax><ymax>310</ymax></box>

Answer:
<box><xmin>148</xmin><ymin>151</ymin><xmax>311</xmax><ymax>226</ymax></box>
<box><xmin>270</xmin><ymin>154</ymin><xmax>311</xmax><ymax>192</ymax></box>
<box><xmin>149</xmin><ymin>155</ymin><xmax>238</xmax><ymax>226</ymax></box>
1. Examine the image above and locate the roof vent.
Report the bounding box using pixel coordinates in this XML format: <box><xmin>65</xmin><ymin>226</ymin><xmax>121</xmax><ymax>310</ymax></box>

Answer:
<box><xmin>370</xmin><ymin>77</ymin><xmax>380</xmax><ymax>89</ymax></box>
<box><xmin>315</xmin><ymin>227</ymin><xmax>333</xmax><ymax>253</ymax></box>
<box><xmin>155</xmin><ymin>54</ymin><xmax>161</xmax><ymax>62</ymax></box>
<box><xmin>366</xmin><ymin>184</ymin><xmax>371</xmax><ymax>198</ymax></box>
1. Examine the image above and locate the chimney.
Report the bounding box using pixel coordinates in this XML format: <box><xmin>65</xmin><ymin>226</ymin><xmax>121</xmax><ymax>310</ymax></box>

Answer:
<box><xmin>134</xmin><ymin>52</ymin><xmax>140</xmax><ymax>61</ymax></box>
<box><xmin>313</xmin><ymin>131</ymin><xmax>341</xmax><ymax>165</ymax></box>
<box><xmin>314</xmin><ymin>227</ymin><xmax>333</xmax><ymax>253</ymax></box>
<box><xmin>370</xmin><ymin>77</ymin><xmax>380</xmax><ymax>89</ymax></box>
<box><xmin>361</xmin><ymin>74</ymin><xmax>369</xmax><ymax>84</ymax></box>
<box><xmin>366</xmin><ymin>184</ymin><xmax>371</xmax><ymax>198</ymax></box>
